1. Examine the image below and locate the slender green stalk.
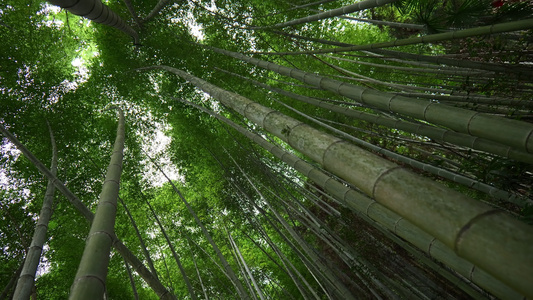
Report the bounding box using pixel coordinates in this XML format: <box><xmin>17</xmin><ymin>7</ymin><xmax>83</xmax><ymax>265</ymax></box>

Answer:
<box><xmin>232</xmin><ymin>159</ymin><xmax>356</xmax><ymax>300</ymax></box>
<box><xmin>124</xmin><ymin>258</ymin><xmax>139</xmax><ymax>300</ymax></box>
<box><xmin>228</xmin><ymin>219</ymin><xmax>265</xmax><ymax>300</ymax></box>
<box><xmin>323</xmin><ymin>54</ymin><xmax>481</xmax><ymax>76</ymax></box>
<box><xmin>119</xmin><ymin>197</ymin><xmax>160</xmax><ymax>282</ymax></box>
<box><xmin>271</xmin><ymin>30</ymin><xmax>530</xmax><ymax>76</ymax></box>
<box><xmin>69</xmin><ymin>107</ymin><xmax>126</xmax><ymax>299</ymax></box>
<box><xmin>144</xmin><ymin>195</ymin><xmax>197</xmax><ymax>300</ymax></box>
<box><xmin>13</xmin><ymin>122</ymin><xmax>58</xmax><ymax>300</ymax></box>
<box><xmin>185</xmin><ymin>235</ymin><xmax>209</xmax><ymax>300</ymax></box>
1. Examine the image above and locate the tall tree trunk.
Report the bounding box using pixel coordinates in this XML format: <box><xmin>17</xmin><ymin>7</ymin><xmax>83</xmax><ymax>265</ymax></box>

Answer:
<box><xmin>13</xmin><ymin>122</ymin><xmax>58</xmax><ymax>300</ymax></box>
<box><xmin>46</xmin><ymin>0</ymin><xmax>139</xmax><ymax>44</ymax></box>
<box><xmin>69</xmin><ymin>107</ymin><xmax>126</xmax><ymax>299</ymax></box>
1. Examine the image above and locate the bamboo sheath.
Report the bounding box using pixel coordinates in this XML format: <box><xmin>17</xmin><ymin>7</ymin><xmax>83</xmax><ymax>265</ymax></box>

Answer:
<box><xmin>176</xmin><ymin>97</ymin><xmax>523</xmax><ymax>299</ymax></box>
<box><xmin>46</xmin><ymin>0</ymin><xmax>139</xmax><ymax>44</ymax></box>
<box><xmin>141</xmin><ymin>65</ymin><xmax>533</xmax><ymax>297</ymax></box>
<box><xmin>0</xmin><ymin>125</ymin><xmax>175</xmax><ymax>299</ymax></box>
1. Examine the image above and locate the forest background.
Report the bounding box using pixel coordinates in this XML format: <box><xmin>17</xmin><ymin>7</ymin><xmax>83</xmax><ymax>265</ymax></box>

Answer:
<box><xmin>1</xmin><ymin>0</ymin><xmax>533</xmax><ymax>299</ymax></box>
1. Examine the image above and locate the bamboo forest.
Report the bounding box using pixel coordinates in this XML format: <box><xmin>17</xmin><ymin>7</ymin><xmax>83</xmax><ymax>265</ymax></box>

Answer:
<box><xmin>1</xmin><ymin>0</ymin><xmax>533</xmax><ymax>298</ymax></box>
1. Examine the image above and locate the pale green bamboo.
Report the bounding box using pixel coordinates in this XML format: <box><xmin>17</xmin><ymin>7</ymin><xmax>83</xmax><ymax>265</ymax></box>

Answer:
<box><xmin>118</xmin><ymin>197</ymin><xmax>160</xmax><ymax>282</ymax></box>
<box><xmin>260</xmin><ymin>184</ymin><xmax>387</xmax><ymax>298</ymax></box>
<box><xmin>206</xmin><ymin>47</ymin><xmax>533</xmax><ymax>154</ymax></box>
<box><xmin>144</xmin><ymin>195</ymin><xmax>197</xmax><ymax>300</ymax></box>
<box><xmin>236</xmin><ymin>202</ymin><xmax>320</xmax><ymax>300</ymax></box>
<box><xmin>273</xmin><ymin>97</ymin><xmax>532</xmax><ymax>208</ymax></box>
<box><xmin>234</xmin><ymin>170</ymin><xmax>353</xmax><ymax>300</ymax></box>
<box><xmin>238</xmin><ymin>221</ymin><xmax>315</xmax><ymax>300</ymax></box>
<box><xmin>229</xmin><ymin>232</ymin><xmax>266</xmax><ymax>300</ymax></box>
<box><xmin>185</xmin><ymin>236</ymin><xmax>209</xmax><ymax>300</ymax></box>
<box><xmin>69</xmin><ymin>107</ymin><xmax>126</xmax><ymax>299</ymax></box>
<box><xmin>176</xmin><ymin>99</ymin><xmax>521</xmax><ymax>299</ymax></box>
<box><xmin>226</xmin><ymin>230</ymin><xmax>260</xmax><ymax>300</ymax></box>
<box><xmin>250</xmin><ymin>0</ymin><xmax>398</xmax><ymax>29</ymax></box>
<box><xmin>215</xmin><ymin>67</ymin><xmax>533</xmax><ymax>166</ymax></box>
<box><xmin>46</xmin><ymin>0</ymin><xmax>139</xmax><ymax>44</ymax></box>
<box><xmin>252</xmin><ymin>19</ymin><xmax>533</xmax><ymax>57</ymax></box>
<box><xmin>13</xmin><ymin>122</ymin><xmax>58</xmax><ymax>300</ymax></box>
<box><xmin>138</xmin><ymin>67</ymin><xmax>532</xmax><ymax>296</ymax></box>
<box><xmin>0</xmin><ymin>124</ymin><xmax>175</xmax><ymax>299</ymax></box>
<box><xmin>123</xmin><ymin>258</ymin><xmax>139</xmax><ymax>300</ymax></box>
<box><xmin>214</xmin><ymin>155</ymin><xmax>334</xmax><ymax>299</ymax></box>
<box><xmin>369</xmin><ymin>48</ymin><xmax>531</xmax><ymax>76</ymax></box>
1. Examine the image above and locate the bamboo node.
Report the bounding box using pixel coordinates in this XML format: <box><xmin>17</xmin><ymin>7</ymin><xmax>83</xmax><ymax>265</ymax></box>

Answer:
<box><xmin>453</xmin><ymin>209</ymin><xmax>501</xmax><ymax>253</ymax></box>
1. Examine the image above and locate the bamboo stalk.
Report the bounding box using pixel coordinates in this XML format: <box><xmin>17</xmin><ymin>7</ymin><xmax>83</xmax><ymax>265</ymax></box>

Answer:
<box><xmin>69</xmin><ymin>107</ymin><xmax>126</xmax><ymax>299</ymax></box>
<box><xmin>46</xmin><ymin>0</ymin><xmax>139</xmax><ymax>44</ymax></box>
<box><xmin>13</xmin><ymin>122</ymin><xmax>58</xmax><ymax>300</ymax></box>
